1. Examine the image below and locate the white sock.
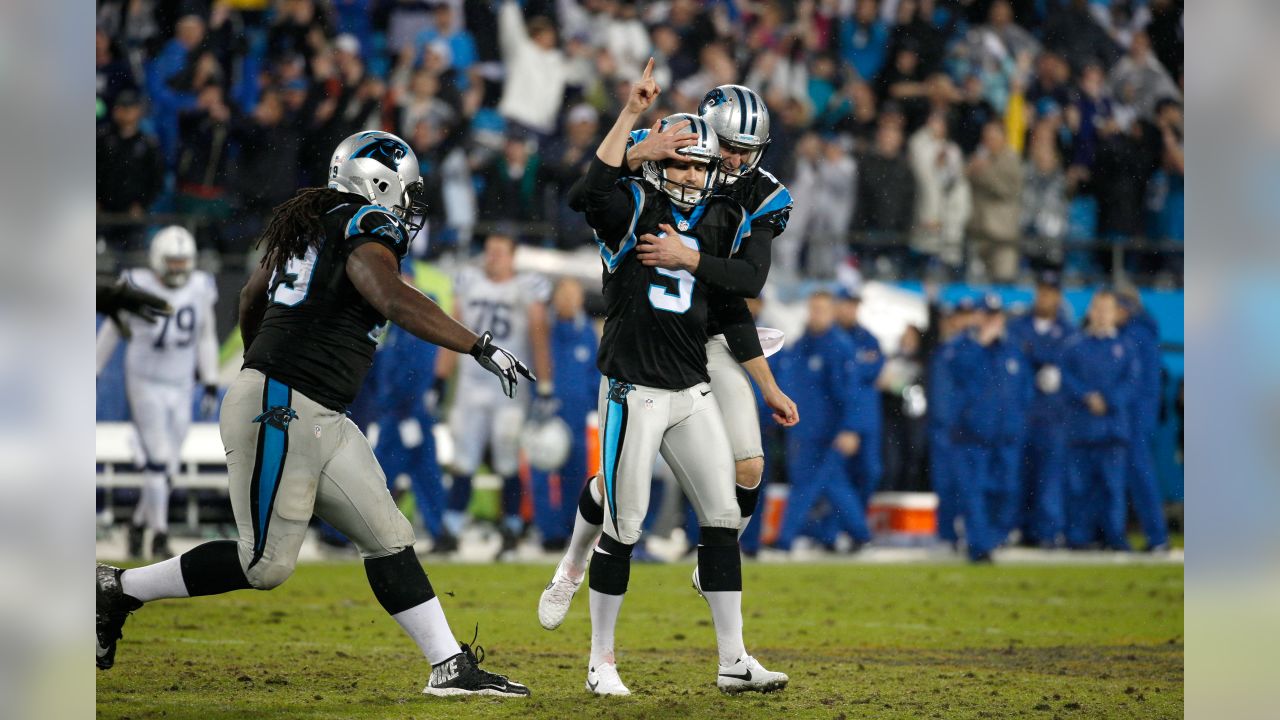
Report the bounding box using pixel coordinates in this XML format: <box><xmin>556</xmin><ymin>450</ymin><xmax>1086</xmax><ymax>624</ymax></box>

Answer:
<box><xmin>564</xmin><ymin>484</ymin><xmax>603</xmax><ymax>575</ymax></box>
<box><xmin>588</xmin><ymin>588</ymin><xmax>624</xmax><ymax>667</ymax></box>
<box><xmin>392</xmin><ymin>597</ymin><xmax>461</xmax><ymax>666</ymax></box>
<box><xmin>704</xmin><ymin>591</ymin><xmax>746</xmax><ymax>666</ymax></box>
<box><xmin>120</xmin><ymin>556</ymin><xmax>189</xmax><ymax>602</ymax></box>
<box><xmin>143</xmin><ymin>471</ymin><xmax>170</xmax><ymax>533</ymax></box>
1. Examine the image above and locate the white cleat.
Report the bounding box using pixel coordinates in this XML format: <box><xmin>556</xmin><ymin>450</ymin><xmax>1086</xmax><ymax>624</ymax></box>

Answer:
<box><xmin>717</xmin><ymin>655</ymin><xmax>789</xmax><ymax>694</ymax></box>
<box><xmin>538</xmin><ymin>560</ymin><xmax>583</xmax><ymax>630</ymax></box>
<box><xmin>585</xmin><ymin>662</ymin><xmax>631</xmax><ymax>696</ymax></box>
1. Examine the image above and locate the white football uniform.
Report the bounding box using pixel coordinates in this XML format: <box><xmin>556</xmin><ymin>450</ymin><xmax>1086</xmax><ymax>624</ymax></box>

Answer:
<box><xmin>448</xmin><ymin>267</ymin><xmax>550</xmax><ymax>476</ymax></box>
<box><xmin>96</xmin><ymin>268</ymin><xmax>219</xmax><ymax>478</ymax></box>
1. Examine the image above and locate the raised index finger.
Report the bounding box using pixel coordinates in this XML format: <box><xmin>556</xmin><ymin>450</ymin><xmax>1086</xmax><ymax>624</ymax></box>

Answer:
<box><xmin>641</xmin><ymin>57</ymin><xmax>655</xmax><ymax>81</ymax></box>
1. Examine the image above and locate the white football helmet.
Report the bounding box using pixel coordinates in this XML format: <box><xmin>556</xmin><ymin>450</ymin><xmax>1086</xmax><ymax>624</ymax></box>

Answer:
<box><xmin>698</xmin><ymin>84</ymin><xmax>771</xmax><ymax>184</ymax></box>
<box><xmin>641</xmin><ymin>113</ymin><xmax>721</xmax><ymax>210</ymax></box>
<box><xmin>328</xmin><ymin>130</ymin><xmax>428</xmax><ymax>232</ymax></box>
<box><xmin>149</xmin><ymin>225</ymin><xmax>197</xmax><ymax>288</ymax></box>
<box><xmin>521</xmin><ymin>417</ymin><xmax>572</xmax><ymax>472</ymax></box>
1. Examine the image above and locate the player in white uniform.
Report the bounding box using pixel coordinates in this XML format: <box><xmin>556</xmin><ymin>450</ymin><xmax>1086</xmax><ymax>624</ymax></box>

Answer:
<box><xmin>96</xmin><ymin>226</ymin><xmax>220</xmax><ymax>559</ymax></box>
<box><xmin>433</xmin><ymin>233</ymin><xmax>552</xmax><ymax>558</ymax></box>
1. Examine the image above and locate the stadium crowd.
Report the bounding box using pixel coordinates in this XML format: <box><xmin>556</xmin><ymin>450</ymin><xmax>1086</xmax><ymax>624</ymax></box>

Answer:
<box><xmin>97</xmin><ymin>0</ymin><xmax>1184</xmax><ymax>282</ymax></box>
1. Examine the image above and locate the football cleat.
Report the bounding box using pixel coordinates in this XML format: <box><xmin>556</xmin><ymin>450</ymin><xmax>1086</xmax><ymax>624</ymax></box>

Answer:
<box><xmin>585</xmin><ymin>662</ymin><xmax>631</xmax><ymax>696</ymax></box>
<box><xmin>538</xmin><ymin>560</ymin><xmax>583</xmax><ymax>630</ymax></box>
<box><xmin>126</xmin><ymin>524</ymin><xmax>144</xmax><ymax>559</ymax></box>
<box><xmin>422</xmin><ymin>629</ymin><xmax>530</xmax><ymax>698</ymax></box>
<box><xmin>716</xmin><ymin>655</ymin><xmax>789</xmax><ymax>694</ymax></box>
<box><xmin>96</xmin><ymin>564</ymin><xmax>143</xmax><ymax>670</ymax></box>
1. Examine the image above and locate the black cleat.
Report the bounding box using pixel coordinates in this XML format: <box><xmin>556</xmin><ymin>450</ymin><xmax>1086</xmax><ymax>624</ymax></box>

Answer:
<box><xmin>151</xmin><ymin>532</ymin><xmax>173</xmax><ymax>560</ymax></box>
<box><xmin>430</xmin><ymin>532</ymin><xmax>459</xmax><ymax>554</ymax></box>
<box><xmin>422</xmin><ymin>628</ymin><xmax>530</xmax><ymax>697</ymax></box>
<box><xmin>126</xmin><ymin>524</ymin><xmax>145</xmax><ymax>559</ymax></box>
<box><xmin>96</xmin><ymin>564</ymin><xmax>143</xmax><ymax>670</ymax></box>
<box><xmin>494</xmin><ymin>526</ymin><xmax>519</xmax><ymax>562</ymax></box>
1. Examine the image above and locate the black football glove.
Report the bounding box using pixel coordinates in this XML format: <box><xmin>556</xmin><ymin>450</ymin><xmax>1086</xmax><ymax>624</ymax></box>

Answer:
<box><xmin>470</xmin><ymin>331</ymin><xmax>536</xmax><ymax>399</ymax></box>
<box><xmin>98</xmin><ymin>276</ymin><xmax>172</xmax><ymax>340</ymax></box>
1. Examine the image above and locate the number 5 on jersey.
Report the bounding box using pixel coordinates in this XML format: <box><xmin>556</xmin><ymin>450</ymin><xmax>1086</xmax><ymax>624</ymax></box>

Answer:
<box><xmin>647</xmin><ymin>232</ymin><xmax>697</xmax><ymax>314</ymax></box>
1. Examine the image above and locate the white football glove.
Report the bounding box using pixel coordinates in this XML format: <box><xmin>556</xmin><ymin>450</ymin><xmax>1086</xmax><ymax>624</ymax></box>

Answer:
<box><xmin>470</xmin><ymin>331</ymin><xmax>536</xmax><ymax>399</ymax></box>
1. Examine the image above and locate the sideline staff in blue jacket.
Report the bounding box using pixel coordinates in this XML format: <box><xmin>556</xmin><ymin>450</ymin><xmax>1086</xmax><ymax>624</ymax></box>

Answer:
<box><xmin>1006</xmin><ymin>271</ymin><xmax>1076</xmax><ymax>547</ymax></box>
<box><xmin>835</xmin><ymin>289</ymin><xmax>885</xmax><ymax>505</ymax></box>
<box><xmin>1061</xmin><ymin>290</ymin><xmax>1139</xmax><ymax>551</ymax></box>
<box><xmin>772</xmin><ymin>290</ymin><xmax>871</xmax><ymax>551</ymax></box>
<box><xmin>1116</xmin><ymin>290</ymin><xmax>1170</xmax><ymax>551</ymax></box>
<box><xmin>942</xmin><ymin>295</ymin><xmax>1032</xmax><ymax>562</ymax></box>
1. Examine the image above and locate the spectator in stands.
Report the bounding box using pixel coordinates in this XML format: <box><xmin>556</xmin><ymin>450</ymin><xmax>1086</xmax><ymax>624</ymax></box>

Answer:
<box><xmin>1116</xmin><ymin>289</ymin><xmax>1170</xmax><ymax>552</ymax></box>
<box><xmin>1146</xmin><ymin>98</ymin><xmax>1184</xmax><ymax>253</ymax></box>
<box><xmin>887</xmin><ymin>0</ymin><xmax>947</xmax><ymax>77</ymax></box>
<box><xmin>951</xmin><ymin>73</ymin><xmax>996</xmax><ymax>156</ymax></box>
<box><xmin>874</xmin><ymin>42</ymin><xmax>929</xmax><ymax>131</ymax></box>
<box><xmin>1020</xmin><ymin>121</ymin><xmax>1069</xmax><ymax>265</ymax></box>
<box><xmin>497</xmin><ymin>0</ymin><xmax>567</xmax><ymax>137</ymax></box>
<box><xmin>413</xmin><ymin>1</ymin><xmax>478</xmax><ymax>74</ymax></box>
<box><xmin>175</xmin><ymin>82</ymin><xmax>234</xmax><ymax>248</ymax></box>
<box><xmin>1006</xmin><ymin>271</ymin><xmax>1076</xmax><ymax>548</ymax></box>
<box><xmin>838</xmin><ymin>0</ymin><xmax>890</xmax><ymax>83</ymax></box>
<box><xmin>836</xmin><ymin>289</ymin><xmax>886</xmax><ymax>506</ymax></box>
<box><xmin>97</xmin><ymin>26</ymin><xmax>138</xmax><ymax>116</ymax></box>
<box><xmin>1042</xmin><ymin>0</ymin><xmax>1120</xmax><ymax>73</ymax></box>
<box><xmin>1025</xmin><ymin>50</ymin><xmax>1073</xmax><ymax>112</ymax></box>
<box><xmin>1107</xmin><ymin>31</ymin><xmax>1180</xmax><ymax>121</ymax></box>
<box><xmin>1146</xmin><ymin>0</ymin><xmax>1184</xmax><ymax>80</ymax></box>
<box><xmin>478</xmin><ymin>133</ymin><xmax>549</xmax><ymax>227</ymax></box>
<box><xmin>855</xmin><ymin>121</ymin><xmax>916</xmax><ymax>240</ymax></box>
<box><xmin>943</xmin><ymin>295</ymin><xmax>1031</xmax><ymax>562</ymax></box>
<box><xmin>772</xmin><ymin>290</ymin><xmax>872</xmax><ymax>554</ymax></box>
<box><xmin>231</xmin><ymin>88</ymin><xmax>302</xmax><ymax>251</ymax></box>
<box><xmin>909</xmin><ymin>112</ymin><xmax>971</xmax><ymax>273</ymax></box>
<box><xmin>267</xmin><ymin>0</ymin><xmax>331</xmax><ymax>65</ymax></box>
<box><xmin>966</xmin><ymin>121</ymin><xmax>1025</xmax><ymax>282</ymax></box>
<box><xmin>97</xmin><ymin>90</ymin><xmax>166</xmax><ymax>250</ymax></box>
<box><xmin>1066</xmin><ymin>62</ymin><xmax>1114</xmax><ymax>168</ymax></box>
<box><xmin>543</xmin><ymin>104</ymin><xmax>601</xmax><ymax>249</ymax></box>
<box><xmin>146</xmin><ymin>13</ymin><xmax>206</xmax><ymax>162</ymax></box>
<box><xmin>1092</xmin><ymin>115</ymin><xmax>1156</xmax><ymax>250</ymax></box>
<box><xmin>1061</xmin><ymin>290</ymin><xmax>1137</xmax><ymax>551</ymax></box>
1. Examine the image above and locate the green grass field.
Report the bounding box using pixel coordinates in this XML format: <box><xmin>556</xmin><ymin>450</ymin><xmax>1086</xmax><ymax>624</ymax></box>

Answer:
<box><xmin>97</xmin><ymin>561</ymin><xmax>1182</xmax><ymax>719</ymax></box>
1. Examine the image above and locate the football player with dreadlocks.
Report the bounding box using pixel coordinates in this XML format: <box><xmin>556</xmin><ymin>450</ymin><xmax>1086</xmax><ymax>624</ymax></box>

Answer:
<box><xmin>96</xmin><ymin>130</ymin><xmax>533</xmax><ymax>698</ymax></box>
<box><xmin>540</xmin><ymin>84</ymin><xmax>798</xmax><ymax>636</ymax></box>
<box><xmin>560</xmin><ymin>59</ymin><xmax>789</xmax><ymax>697</ymax></box>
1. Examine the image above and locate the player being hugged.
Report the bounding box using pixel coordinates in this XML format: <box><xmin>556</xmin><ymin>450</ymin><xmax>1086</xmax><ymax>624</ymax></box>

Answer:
<box><xmin>96</xmin><ymin>226</ymin><xmax>220</xmax><ymax>560</ymax></box>
<box><xmin>96</xmin><ymin>130</ymin><xmax>533</xmax><ymax>699</ymax></box>
<box><xmin>563</xmin><ymin>59</ymin><xmax>789</xmax><ymax>697</ymax></box>
<box><xmin>540</xmin><ymin>83</ymin><xmax>801</xmax><ymax>628</ymax></box>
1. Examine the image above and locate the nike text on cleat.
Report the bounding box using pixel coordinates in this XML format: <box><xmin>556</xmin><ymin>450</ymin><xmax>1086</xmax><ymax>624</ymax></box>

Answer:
<box><xmin>717</xmin><ymin>655</ymin><xmax>789</xmax><ymax>694</ymax></box>
<box><xmin>585</xmin><ymin>662</ymin><xmax>631</xmax><ymax>696</ymax></box>
<box><xmin>538</xmin><ymin>561</ymin><xmax>583</xmax><ymax>630</ymax></box>
<box><xmin>96</xmin><ymin>564</ymin><xmax>143</xmax><ymax>670</ymax></box>
<box><xmin>422</xmin><ymin>631</ymin><xmax>530</xmax><ymax>697</ymax></box>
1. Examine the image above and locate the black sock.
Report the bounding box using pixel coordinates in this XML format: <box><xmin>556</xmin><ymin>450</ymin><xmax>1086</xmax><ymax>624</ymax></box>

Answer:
<box><xmin>365</xmin><ymin>546</ymin><xmax>435</xmax><ymax>615</ymax></box>
<box><xmin>588</xmin><ymin>534</ymin><xmax>634</xmax><ymax>595</ymax></box>
<box><xmin>735</xmin><ymin>484</ymin><xmax>762</xmax><ymax>521</ymax></box>
<box><xmin>697</xmin><ymin>527</ymin><xmax>743</xmax><ymax>592</ymax></box>
<box><xmin>180</xmin><ymin>540</ymin><xmax>252</xmax><ymax>597</ymax></box>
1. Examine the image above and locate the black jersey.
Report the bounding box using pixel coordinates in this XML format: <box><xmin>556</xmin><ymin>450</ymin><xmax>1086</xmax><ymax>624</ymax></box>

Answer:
<box><xmin>243</xmin><ymin>195</ymin><xmax>410</xmax><ymax>410</ymax></box>
<box><xmin>570</xmin><ymin>159</ymin><xmax>750</xmax><ymax>390</ymax></box>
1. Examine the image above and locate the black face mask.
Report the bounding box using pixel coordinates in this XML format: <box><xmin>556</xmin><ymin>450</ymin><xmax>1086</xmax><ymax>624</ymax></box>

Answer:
<box><xmin>400</xmin><ymin>180</ymin><xmax>429</xmax><ymax>235</ymax></box>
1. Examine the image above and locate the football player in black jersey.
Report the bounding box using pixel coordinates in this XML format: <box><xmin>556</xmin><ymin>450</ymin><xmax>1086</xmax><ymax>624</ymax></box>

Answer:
<box><xmin>540</xmin><ymin>85</ymin><xmax>800</xmax><ymax>643</ymax></box>
<box><xmin>560</xmin><ymin>59</ymin><xmax>789</xmax><ymax>697</ymax></box>
<box><xmin>97</xmin><ymin>130</ymin><xmax>532</xmax><ymax>698</ymax></box>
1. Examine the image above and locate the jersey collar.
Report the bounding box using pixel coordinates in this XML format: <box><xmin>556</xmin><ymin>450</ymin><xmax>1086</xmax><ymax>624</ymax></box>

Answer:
<box><xmin>668</xmin><ymin>200</ymin><xmax>708</xmax><ymax>232</ymax></box>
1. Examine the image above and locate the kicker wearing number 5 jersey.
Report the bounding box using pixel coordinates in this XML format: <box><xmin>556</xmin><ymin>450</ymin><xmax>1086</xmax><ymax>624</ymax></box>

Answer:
<box><xmin>96</xmin><ymin>130</ymin><xmax>532</xmax><ymax>699</ymax></box>
<box><xmin>564</xmin><ymin>58</ymin><xmax>787</xmax><ymax>698</ymax></box>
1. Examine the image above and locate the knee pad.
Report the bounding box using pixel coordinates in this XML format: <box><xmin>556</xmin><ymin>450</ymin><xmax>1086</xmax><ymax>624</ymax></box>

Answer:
<box><xmin>365</xmin><ymin>546</ymin><xmax>435</xmax><ymax>615</ymax></box>
<box><xmin>245</xmin><ymin>557</ymin><xmax>294</xmax><ymax>591</ymax></box>
<box><xmin>578</xmin><ymin>480</ymin><xmax>604</xmax><ymax>525</ymax></box>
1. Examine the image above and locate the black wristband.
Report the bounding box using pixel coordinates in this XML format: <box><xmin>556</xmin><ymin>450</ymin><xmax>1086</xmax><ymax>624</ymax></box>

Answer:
<box><xmin>469</xmin><ymin>331</ymin><xmax>491</xmax><ymax>359</ymax></box>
